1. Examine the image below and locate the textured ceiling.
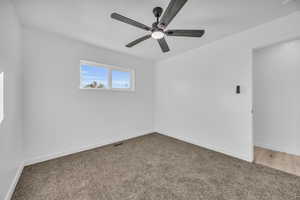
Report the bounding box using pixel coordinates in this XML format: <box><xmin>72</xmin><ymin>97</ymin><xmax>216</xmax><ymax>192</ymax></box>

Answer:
<box><xmin>13</xmin><ymin>0</ymin><xmax>300</xmax><ymax>61</ymax></box>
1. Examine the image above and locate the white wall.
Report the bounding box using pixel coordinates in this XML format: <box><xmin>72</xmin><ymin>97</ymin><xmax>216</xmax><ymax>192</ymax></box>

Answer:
<box><xmin>23</xmin><ymin>28</ymin><xmax>154</xmax><ymax>165</ymax></box>
<box><xmin>0</xmin><ymin>0</ymin><xmax>24</xmax><ymax>199</ymax></box>
<box><xmin>155</xmin><ymin>11</ymin><xmax>300</xmax><ymax>162</ymax></box>
<box><xmin>0</xmin><ymin>73</ymin><xmax>3</xmax><ymax>124</ymax></box>
<box><xmin>253</xmin><ymin>40</ymin><xmax>300</xmax><ymax>156</ymax></box>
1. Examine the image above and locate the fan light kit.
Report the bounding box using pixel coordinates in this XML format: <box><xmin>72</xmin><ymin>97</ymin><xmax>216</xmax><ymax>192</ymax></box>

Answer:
<box><xmin>151</xmin><ymin>30</ymin><xmax>165</xmax><ymax>39</ymax></box>
<box><xmin>111</xmin><ymin>0</ymin><xmax>205</xmax><ymax>53</ymax></box>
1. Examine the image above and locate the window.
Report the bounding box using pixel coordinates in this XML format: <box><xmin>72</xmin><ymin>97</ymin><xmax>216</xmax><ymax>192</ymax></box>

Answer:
<box><xmin>0</xmin><ymin>72</ymin><xmax>3</xmax><ymax>123</ymax></box>
<box><xmin>80</xmin><ymin>60</ymin><xmax>134</xmax><ymax>91</ymax></box>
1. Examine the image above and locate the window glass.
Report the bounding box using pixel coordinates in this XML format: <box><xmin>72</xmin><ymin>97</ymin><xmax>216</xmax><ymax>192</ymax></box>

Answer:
<box><xmin>80</xmin><ymin>64</ymin><xmax>109</xmax><ymax>89</ymax></box>
<box><xmin>112</xmin><ymin>70</ymin><xmax>131</xmax><ymax>89</ymax></box>
<box><xmin>80</xmin><ymin>60</ymin><xmax>134</xmax><ymax>91</ymax></box>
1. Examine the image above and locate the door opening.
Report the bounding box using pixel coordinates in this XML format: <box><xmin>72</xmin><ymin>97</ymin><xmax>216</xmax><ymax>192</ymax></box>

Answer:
<box><xmin>252</xmin><ymin>39</ymin><xmax>300</xmax><ymax>176</ymax></box>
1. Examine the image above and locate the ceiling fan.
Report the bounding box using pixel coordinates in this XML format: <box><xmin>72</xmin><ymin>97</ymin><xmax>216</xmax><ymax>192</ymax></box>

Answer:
<box><xmin>111</xmin><ymin>0</ymin><xmax>205</xmax><ymax>53</ymax></box>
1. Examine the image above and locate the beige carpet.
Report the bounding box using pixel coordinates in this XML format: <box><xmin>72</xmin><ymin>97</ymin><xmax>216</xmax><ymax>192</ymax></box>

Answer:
<box><xmin>12</xmin><ymin>133</ymin><xmax>300</xmax><ymax>200</ymax></box>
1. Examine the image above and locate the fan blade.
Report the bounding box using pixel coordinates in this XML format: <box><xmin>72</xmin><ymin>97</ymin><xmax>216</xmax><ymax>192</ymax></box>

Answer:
<box><xmin>159</xmin><ymin>0</ymin><xmax>188</xmax><ymax>28</ymax></box>
<box><xmin>126</xmin><ymin>35</ymin><xmax>151</xmax><ymax>47</ymax></box>
<box><xmin>111</xmin><ymin>13</ymin><xmax>151</xmax><ymax>31</ymax></box>
<box><xmin>166</xmin><ymin>29</ymin><xmax>205</xmax><ymax>37</ymax></box>
<box><xmin>157</xmin><ymin>38</ymin><xmax>170</xmax><ymax>53</ymax></box>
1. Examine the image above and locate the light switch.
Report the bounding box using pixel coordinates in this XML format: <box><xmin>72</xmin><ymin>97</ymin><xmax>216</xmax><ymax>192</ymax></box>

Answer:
<box><xmin>236</xmin><ymin>85</ymin><xmax>240</xmax><ymax>94</ymax></box>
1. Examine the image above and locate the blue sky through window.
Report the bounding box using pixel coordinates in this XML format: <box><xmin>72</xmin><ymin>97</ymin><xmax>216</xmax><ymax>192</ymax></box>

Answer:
<box><xmin>80</xmin><ymin>64</ymin><xmax>108</xmax><ymax>88</ymax></box>
<box><xmin>112</xmin><ymin>70</ymin><xmax>131</xmax><ymax>89</ymax></box>
<box><xmin>80</xmin><ymin>64</ymin><xmax>132</xmax><ymax>89</ymax></box>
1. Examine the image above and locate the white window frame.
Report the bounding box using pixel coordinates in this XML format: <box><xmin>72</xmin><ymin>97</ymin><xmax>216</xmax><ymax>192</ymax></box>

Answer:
<box><xmin>80</xmin><ymin>60</ymin><xmax>135</xmax><ymax>92</ymax></box>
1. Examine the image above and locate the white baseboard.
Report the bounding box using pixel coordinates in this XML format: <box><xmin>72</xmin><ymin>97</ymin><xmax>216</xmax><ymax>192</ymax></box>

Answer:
<box><xmin>158</xmin><ymin>131</ymin><xmax>253</xmax><ymax>162</ymax></box>
<box><xmin>254</xmin><ymin>143</ymin><xmax>300</xmax><ymax>156</ymax></box>
<box><xmin>25</xmin><ymin>131</ymin><xmax>154</xmax><ymax>166</ymax></box>
<box><xmin>5</xmin><ymin>163</ymin><xmax>24</xmax><ymax>200</ymax></box>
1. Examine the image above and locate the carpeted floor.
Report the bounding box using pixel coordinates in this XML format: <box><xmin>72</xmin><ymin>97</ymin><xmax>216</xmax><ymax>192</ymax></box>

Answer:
<box><xmin>12</xmin><ymin>133</ymin><xmax>300</xmax><ymax>200</ymax></box>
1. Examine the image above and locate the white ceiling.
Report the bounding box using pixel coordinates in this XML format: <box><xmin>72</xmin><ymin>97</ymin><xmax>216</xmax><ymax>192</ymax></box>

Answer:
<box><xmin>13</xmin><ymin>0</ymin><xmax>300</xmax><ymax>61</ymax></box>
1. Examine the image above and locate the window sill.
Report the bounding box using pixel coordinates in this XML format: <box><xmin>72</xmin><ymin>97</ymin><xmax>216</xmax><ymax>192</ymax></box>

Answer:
<box><xmin>79</xmin><ymin>87</ymin><xmax>135</xmax><ymax>92</ymax></box>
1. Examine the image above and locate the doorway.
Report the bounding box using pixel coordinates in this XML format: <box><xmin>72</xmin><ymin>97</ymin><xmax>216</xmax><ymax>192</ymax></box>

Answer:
<box><xmin>252</xmin><ymin>39</ymin><xmax>300</xmax><ymax>176</ymax></box>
